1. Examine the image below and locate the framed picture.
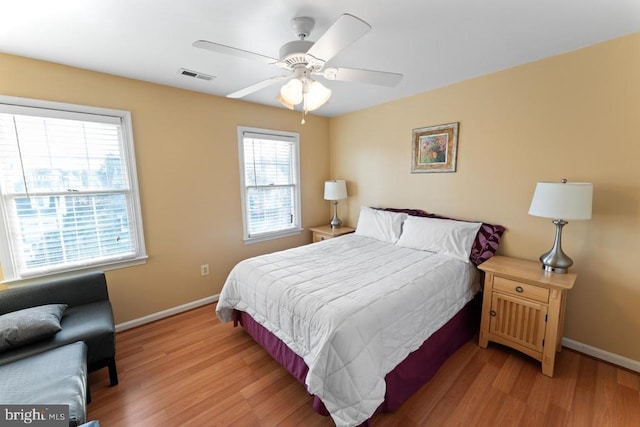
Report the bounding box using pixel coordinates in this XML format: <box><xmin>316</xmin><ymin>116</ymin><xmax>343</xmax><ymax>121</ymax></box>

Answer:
<box><xmin>411</xmin><ymin>122</ymin><xmax>459</xmax><ymax>173</ymax></box>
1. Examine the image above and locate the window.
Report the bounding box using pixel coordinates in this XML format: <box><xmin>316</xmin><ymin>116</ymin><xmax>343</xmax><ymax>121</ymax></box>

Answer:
<box><xmin>238</xmin><ymin>127</ymin><xmax>302</xmax><ymax>243</ymax></box>
<box><xmin>0</xmin><ymin>96</ymin><xmax>146</xmax><ymax>281</ymax></box>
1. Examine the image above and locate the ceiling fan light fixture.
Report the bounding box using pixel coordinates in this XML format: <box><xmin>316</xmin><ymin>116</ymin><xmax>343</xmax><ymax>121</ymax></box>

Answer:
<box><xmin>303</xmin><ymin>80</ymin><xmax>331</xmax><ymax>112</ymax></box>
<box><xmin>280</xmin><ymin>78</ymin><xmax>303</xmax><ymax>105</ymax></box>
<box><xmin>276</xmin><ymin>94</ymin><xmax>295</xmax><ymax>110</ymax></box>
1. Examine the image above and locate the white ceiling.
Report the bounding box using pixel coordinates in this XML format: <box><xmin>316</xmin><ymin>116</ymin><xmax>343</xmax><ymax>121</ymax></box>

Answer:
<box><xmin>1</xmin><ymin>0</ymin><xmax>639</xmax><ymax>117</ymax></box>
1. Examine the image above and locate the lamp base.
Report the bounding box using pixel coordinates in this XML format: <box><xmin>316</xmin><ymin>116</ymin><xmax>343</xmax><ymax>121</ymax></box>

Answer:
<box><xmin>541</xmin><ymin>264</ymin><xmax>570</xmax><ymax>274</ymax></box>
<box><xmin>329</xmin><ymin>218</ymin><xmax>343</xmax><ymax>228</ymax></box>
<box><xmin>329</xmin><ymin>200</ymin><xmax>342</xmax><ymax>228</ymax></box>
<box><xmin>539</xmin><ymin>219</ymin><xmax>573</xmax><ymax>274</ymax></box>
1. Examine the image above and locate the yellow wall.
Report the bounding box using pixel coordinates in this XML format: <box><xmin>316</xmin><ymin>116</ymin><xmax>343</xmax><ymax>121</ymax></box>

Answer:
<box><xmin>1</xmin><ymin>33</ymin><xmax>638</xmax><ymax>363</ymax></box>
<box><xmin>0</xmin><ymin>53</ymin><xmax>330</xmax><ymax>323</ymax></box>
<box><xmin>329</xmin><ymin>33</ymin><xmax>640</xmax><ymax>361</ymax></box>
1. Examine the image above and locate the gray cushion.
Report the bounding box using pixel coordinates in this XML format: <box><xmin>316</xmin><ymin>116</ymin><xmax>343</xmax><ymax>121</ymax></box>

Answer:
<box><xmin>0</xmin><ymin>304</ymin><xmax>67</xmax><ymax>352</ymax></box>
<box><xmin>0</xmin><ymin>342</ymin><xmax>87</xmax><ymax>425</ymax></box>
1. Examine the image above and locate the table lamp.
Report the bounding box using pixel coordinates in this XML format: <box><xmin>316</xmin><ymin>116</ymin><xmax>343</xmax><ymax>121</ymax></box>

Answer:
<box><xmin>528</xmin><ymin>179</ymin><xmax>593</xmax><ymax>273</ymax></box>
<box><xmin>324</xmin><ymin>180</ymin><xmax>348</xmax><ymax>228</ymax></box>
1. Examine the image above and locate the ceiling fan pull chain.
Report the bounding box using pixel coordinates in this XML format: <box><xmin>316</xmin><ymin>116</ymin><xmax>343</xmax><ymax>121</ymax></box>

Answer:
<box><xmin>301</xmin><ymin>109</ymin><xmax>306</xmax><ymax>125</ymax></box>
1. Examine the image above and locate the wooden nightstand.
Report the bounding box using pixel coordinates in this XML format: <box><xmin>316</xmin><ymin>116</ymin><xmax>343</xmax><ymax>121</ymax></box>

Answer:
<box><xmin>478</xmin><ymin>255</ymin><xmax>577</xmax><ymax>377</ymax></box>
<box><xmin>309</xmin><ymin>225</ymin><xmax>355</xmax><ymax>243</ymax></box>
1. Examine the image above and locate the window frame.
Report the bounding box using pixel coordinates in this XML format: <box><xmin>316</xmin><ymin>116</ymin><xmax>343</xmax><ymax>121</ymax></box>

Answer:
<box><xmin>0</xmin><ymin>95</ymin><xmax>147</xmax><ymax>282</ymax></box>
<box><xmin>237</xmin><ymin>126</ymin><xmax>302</xmax><ymax>244</ymax></box>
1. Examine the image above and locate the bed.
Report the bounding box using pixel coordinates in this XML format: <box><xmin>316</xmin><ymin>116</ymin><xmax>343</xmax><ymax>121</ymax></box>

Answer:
<box><xmin>216</xmin><ymin>208</ymin><xmax>504</xmax><ymax>426</ymax></box>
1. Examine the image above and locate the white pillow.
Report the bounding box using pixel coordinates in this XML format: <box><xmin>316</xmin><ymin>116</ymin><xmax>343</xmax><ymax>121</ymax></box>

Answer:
<box><xmin>355</xmin><ymin>207</ymin><xmax>408</xmax><ymax>244</ymax></box>
<box><xmin>396</xmin><ymin>216</ymin><xmax>482</xmax><ymax>262</ymax></box>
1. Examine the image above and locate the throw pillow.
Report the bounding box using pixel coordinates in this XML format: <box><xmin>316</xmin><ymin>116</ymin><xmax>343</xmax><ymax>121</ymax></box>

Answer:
<box><xmin>0</xmin><ymin>304</ymin><xmax>67</xmax><ymax>352</ymax></box>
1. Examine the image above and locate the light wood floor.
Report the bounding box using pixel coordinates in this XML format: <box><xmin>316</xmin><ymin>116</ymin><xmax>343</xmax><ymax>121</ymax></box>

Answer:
<box><xmin>87</xmin><ymin>304</ymin><xmax>640</xmax><ymax>426</ymax></box>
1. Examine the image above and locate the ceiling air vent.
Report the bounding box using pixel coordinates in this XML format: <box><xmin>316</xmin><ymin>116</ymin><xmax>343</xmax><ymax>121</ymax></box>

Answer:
<box><xmin>178</xmin><ymin>68</ymin><xmax>215</xmax><ymax>81</ymax></box>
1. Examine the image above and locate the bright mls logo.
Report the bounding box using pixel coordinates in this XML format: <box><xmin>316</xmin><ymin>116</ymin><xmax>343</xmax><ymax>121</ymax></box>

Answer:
<box><xmin>0</xmin><ymin>405</ymin><xmax>68</xmax><ymax>426</ymax></box>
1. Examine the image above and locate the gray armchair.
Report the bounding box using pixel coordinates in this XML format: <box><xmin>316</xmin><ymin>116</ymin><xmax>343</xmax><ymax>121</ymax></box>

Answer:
<box><xmin>0</xmin><ymin>271</ymin><xmax>118</xmax><ymax>385</ymax></box>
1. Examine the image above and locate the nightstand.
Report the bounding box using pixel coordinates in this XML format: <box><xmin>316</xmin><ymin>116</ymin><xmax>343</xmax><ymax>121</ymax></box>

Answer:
<box><xmin>309</xmin><ymin>225</ymin><xmax>355</xmax><ymax>243</ymax></box>
<box><xmin>478</xmin><ymin>255</ymin><xmax>577</xmax><ymax>377</ymax></box>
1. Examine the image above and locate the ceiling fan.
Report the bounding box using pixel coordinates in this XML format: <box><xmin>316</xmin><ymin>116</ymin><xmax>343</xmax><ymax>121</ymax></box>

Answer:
<box><xmin>193</xmin><ymin>13</ymin><xmax>402</xmax><ymax>121</ymax></box>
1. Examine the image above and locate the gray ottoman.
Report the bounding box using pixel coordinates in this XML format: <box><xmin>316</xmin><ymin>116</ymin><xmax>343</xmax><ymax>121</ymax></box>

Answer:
<box><xmin>0</xmin><ymin>342</ymin><xmax>87</xmax><ymax>426</ymax></box>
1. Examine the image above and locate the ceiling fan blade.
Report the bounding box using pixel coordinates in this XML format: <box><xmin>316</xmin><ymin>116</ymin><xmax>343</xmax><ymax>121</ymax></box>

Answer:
<box><xmin>306</xmin><ymin>14</ymin><xmax>371</xmax><ymax>63</ymax></box>
<box><xmin>227</xmin><ymin>75</ymin><xmax>291</xmax><ymax>98</ymax></box>
<box><xmin>321</xmin><ymin>67</ymin><xmax>403</xmax><ymax>87</ymax></box>
<box><xmin>193</xmin><ymin>40</ymin><xmax>277</xmax><ymax>64</ymax></box>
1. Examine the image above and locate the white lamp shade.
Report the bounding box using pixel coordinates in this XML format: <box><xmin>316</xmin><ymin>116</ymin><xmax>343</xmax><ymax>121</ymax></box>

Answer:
<box><xmin>324</xmin><ymin>180</ymin><xmax>347</xmax><ymax>200</ymax></box>
<box><xmin>276</xmin><ymin>94</ymin><xmax>295</xmax><ymax>110</ymax></box>
<box><xmin>304</xmin><ymin>81</ymin><xmax>332</xmax><ymax>112</ymax></box>
<box><xmin>280</xmin><ymin>79</ymin><xmax>303</xmax><ymax>105</ymax></box>
<box><xmin>528</xmin><ymin>181</ymin><xmax>593</xmax><ymax>220</ymax></box>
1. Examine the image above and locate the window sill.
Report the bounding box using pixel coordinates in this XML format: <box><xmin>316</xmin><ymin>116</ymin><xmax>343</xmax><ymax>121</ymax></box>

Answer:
<box><xmin>1</xmin><ymin>255</ymin><xmax>148</xmax><ymax>286</ymax></box>
<box><xmin>243</xmin><ymin>228</ymin><xmax>303</xmax><ymax>245</ymax></box>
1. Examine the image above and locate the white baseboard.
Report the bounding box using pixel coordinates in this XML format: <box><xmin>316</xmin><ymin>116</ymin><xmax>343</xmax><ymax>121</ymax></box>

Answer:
<box><xmin>562</xmin><ymin>337</ymin><xmax>640</xmax><ymax>373</ymax></box>
<box><xmin>115</xmin><ymin>294</ymin><xmax>219</xmax><ymax>332</ymax></box>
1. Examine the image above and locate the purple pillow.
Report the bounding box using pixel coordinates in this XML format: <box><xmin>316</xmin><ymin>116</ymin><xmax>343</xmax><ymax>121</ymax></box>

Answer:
<box><xmin>379</xmin><ymin>207</ymin><xmax>505</xmax><ymax>266</ymax></box>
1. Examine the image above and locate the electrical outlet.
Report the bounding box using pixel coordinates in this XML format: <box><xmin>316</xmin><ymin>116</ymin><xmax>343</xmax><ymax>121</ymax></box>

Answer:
<box><xmin>200</xmin><ymin>264</ymin><xmax>210</xmax><ymax>276</ymax></box>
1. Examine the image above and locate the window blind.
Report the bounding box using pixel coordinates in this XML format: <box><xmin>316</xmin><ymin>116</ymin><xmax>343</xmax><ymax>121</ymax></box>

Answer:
<box><xmin>0</xmin><ymin>99</ymin><xmax>146</xmax><ymax>280</ymax></box>
<box><xmin>238</xmin><ymin>127</ymin><xmax>301</xmax><ymax>241</ymax></box>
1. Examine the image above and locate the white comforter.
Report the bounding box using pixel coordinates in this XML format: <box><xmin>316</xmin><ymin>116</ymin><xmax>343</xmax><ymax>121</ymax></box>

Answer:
<box><xmin>216</xmin><ymin>234</ymin><xmax>478</xmax><ymax>426</ymax></box>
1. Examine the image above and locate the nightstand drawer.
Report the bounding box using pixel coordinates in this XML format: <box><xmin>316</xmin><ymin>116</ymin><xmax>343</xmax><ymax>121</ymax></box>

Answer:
<box><xmin>309</xmin><ymin>225</ymin><xmax>355</xmax><ymax>243</ymax></box>
<box><xmin>493</xmin><ymin>276</ymin><xmax>549</xmax><ymax>303</ymax></box>
<box><xmin>313</xmin><ymin>234</ymin><xmax>331</xmax><ymax>243</ymax></box>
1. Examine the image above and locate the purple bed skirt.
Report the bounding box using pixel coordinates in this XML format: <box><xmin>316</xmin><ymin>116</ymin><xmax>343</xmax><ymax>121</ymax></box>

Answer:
<box><xmin>234</xmin><ymin>293</ymin><xmax>481</xmax><ymax>421</ymax></box>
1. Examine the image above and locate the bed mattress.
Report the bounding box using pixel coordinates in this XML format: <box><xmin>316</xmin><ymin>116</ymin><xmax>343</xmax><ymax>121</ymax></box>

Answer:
<box><xmin>217</xmin><ymin>234</ymin><xmax>479</xmax><ymax>426</ymax></box>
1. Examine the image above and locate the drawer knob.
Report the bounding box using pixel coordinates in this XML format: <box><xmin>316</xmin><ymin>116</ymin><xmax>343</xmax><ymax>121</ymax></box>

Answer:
<box><xmin>490</xmin><ymin>310</ymin><xmax>497</xmax><ymax>317</ymax></box>
<box><xmin>515</xmin><ymin>286</ymin><xmax>524</xmax><ymax>293</ymax></box>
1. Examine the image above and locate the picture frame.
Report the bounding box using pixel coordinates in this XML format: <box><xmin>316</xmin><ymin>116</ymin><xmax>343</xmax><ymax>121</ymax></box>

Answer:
<box><xmin>411</xmin><ymin>122</ymin><xmax>459</xmax><ymax>173</ymax></box>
